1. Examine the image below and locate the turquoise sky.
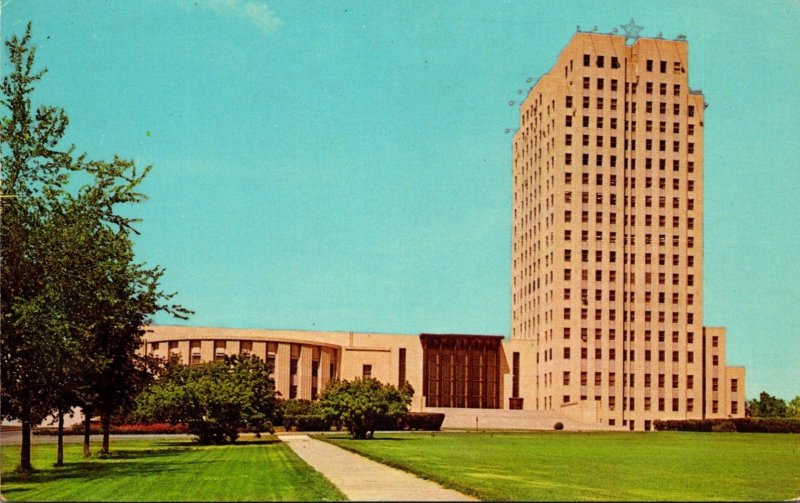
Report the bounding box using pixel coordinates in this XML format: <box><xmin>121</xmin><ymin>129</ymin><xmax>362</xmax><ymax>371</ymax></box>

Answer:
<box><xmin>3</xmin><ymin>1</ymin><xmax>798</xmax><ymax>400</ymax></box>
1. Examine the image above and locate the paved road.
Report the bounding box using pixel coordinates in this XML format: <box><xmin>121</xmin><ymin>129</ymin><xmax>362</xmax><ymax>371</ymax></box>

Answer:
<box><xmin>278</xmin><ymin>434</ymin><xmax>476</xmax><ymax>501</ymax></box>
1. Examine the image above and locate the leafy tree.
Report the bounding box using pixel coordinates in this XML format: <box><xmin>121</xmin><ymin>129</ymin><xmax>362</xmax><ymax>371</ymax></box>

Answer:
<box><xmin>135</xmin><ymin>355</ymin><xmax>278</xmax><ymax>443</ymax></box>
<box><xmin>788</xmin><ymin>396</ymin><xmax>800</xmax><ymax>418</ymax></box>
<box><xmin>1</xmin><ymin>23</ymin><xmax>190</xmax><ymax>470</ymax></box>
<box><xmin>747</xmin><ymin>391</ymin><xmax>788</xmax><ymax>418</ymax></box>
<box><xmin>317</xmin><ymin>378</ymin><xmax>412</xmax><ymax>439</ymax></box>
<box><xmin>1</xmin><ymin>23</ymin><xmax>78</xmax><ymax>472</ymax></box>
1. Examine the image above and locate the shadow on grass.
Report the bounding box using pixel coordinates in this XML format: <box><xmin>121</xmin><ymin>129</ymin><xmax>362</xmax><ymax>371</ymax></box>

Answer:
<box><xmin>3</xmin><ymin>447</ymin><xmax>191</xmax><ymax>488</ymax></box>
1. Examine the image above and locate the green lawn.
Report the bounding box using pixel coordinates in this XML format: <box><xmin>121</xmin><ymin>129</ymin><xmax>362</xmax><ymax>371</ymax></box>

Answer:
<box><xmin>321</xmin><ymin>431</ymin><xmax>800</xmax><ymax>501</ymax></box>
<box><xmin>1</xmin><ymin>436</ymin><xmax>345</xmax><ymax>501</ymax></box>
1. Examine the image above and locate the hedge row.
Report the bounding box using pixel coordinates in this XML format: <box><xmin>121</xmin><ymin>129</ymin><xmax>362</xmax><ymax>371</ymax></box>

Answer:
<box><xmin>654</xmin><ymin>417</ymin><xmax>800</xmax><ymax>433</ymax></box>
<box><xmin>283</xmin><ymin>415</ymin><xmax>334</xmax><ymax>432</ymax></box>
<box><xmin>35</xmin><ymin>423</ymin><xmax>190</xmax><ymax>435</ymax></box>
<box><xmin>403</xmin><ymin>412</ymin><xmax>445</xmax><ymax>431</ymax></box>
<box><xmin>283</xmin><ymin>412</ymin><xmax>445</xmax><ymax>432</ymax></box>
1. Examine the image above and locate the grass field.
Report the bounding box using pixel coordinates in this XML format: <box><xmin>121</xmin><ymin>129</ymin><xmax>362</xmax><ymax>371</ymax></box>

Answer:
<box><xmin>1</xmin><ymin>436</ymin><xmax>345</xmax><ymax>501</ymax></box>
<box><xmin>322</xmin><ymin>431</ymin><xmax>800</xmax><ymax>501</ymax></box>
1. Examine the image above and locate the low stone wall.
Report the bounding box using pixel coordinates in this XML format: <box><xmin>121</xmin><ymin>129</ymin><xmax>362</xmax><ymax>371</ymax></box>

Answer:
<box><xmin>424</xmin><ymin>407</ymin><xmax>625</xmax><ymax>431</ymax></box>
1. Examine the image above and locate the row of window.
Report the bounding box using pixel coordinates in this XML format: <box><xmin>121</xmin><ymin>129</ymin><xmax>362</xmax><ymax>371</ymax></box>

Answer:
<box><xmin>560</xmin><ymin>229</ymin><xmax>696</xmax><ymax>249</ymax></box>
<box><xmin>559</xmin><ymin>249</ymin><xmax>697</xmax><ymax>268</ymax></box>
<box><xmin>563</xmin><ymin>308</ymin><xmax>695</xmax><ymax>324</ymax></box>
<box><xmin>564</xmin><ymin>287</ymin><xmax>695</xmax><ymax>304</ymax></box>
<box><xmin>563</xmin><ymin>268</ymin><xmax>696</xmax><ymax>285</ymax></box>
<box><xmin>563</xmin><ymin>395</ymin><xmax>694</xmax><ymax>413</ymax></box>
<box><xmin>581</xmin><ymin>54</ymin><xmax>684</xmax><ymax>76</ymax></box>
<box><xmin>564</xmin><ymin>172</ymin><xmax>697</xmax><ymax>194</ymax></box>
<box><xmin>582</xmin><ymin>54</ymin><xmax>621</xmax><ymax>69</ymax></box>
<box><xmin>562</xmin><ymin>213</ymin><xmax>694</xmax><ymax>229</ymax></box>
<box><xmin>563</xmin><ymin>115</ymin><xmax>697</xmax><ymax>136</ymax></box>
<box><xmin>562</xmin><ymin>327</ymin><xmax>696</xmax><ymax>344</ymax></box>
<box><xmin>564</xmin><ymin>194</ymin><xmax>696</xmax><ymax>212</ymax></box>
<box><xmin>575</xmin><ymin>94</ymin><xmax>691</xmax><ymax>118</ymax></box>
<box><xmin>564</xmin><ymin>371</ymin><xmax>695</xmax><ymax>388</ymax></box>
<box><xmin>573</xmin><ymin>79</ymin><xmax>685</xmax><ymax>98</ymax></box>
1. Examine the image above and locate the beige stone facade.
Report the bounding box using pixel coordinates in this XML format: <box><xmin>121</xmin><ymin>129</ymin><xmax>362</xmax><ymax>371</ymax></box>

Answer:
<box><xmin>139</xmin><ymin>30</ymin><xmax>745</xmax><ymax>432</ymax></box>
<box><xmin>510</xmin><ymin>31</ymin><xmax>744</xmax><ymax>429</ymax></box>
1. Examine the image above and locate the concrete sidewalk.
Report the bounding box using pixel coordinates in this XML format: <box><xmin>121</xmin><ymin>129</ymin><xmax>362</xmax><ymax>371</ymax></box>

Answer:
<box><xmin>278</xmin><ymin>434</ymin><xmax>476</xmax><ymax>501</ymax></box>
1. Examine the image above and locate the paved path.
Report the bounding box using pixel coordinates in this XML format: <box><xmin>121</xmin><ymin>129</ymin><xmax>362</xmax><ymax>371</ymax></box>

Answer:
<box><xmin>278</xmin><ymin>434</ymin><xmax>476</xmax><ymax>501</ymax></box>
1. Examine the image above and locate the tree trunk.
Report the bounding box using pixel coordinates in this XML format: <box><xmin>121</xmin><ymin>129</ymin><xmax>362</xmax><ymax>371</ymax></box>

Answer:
<box><xmin>56</xmin><ymin>408</ymin><xmax>64</xmax><ymax>467</ymax></box>
<box><xmin>82</xmin><ymin>408</ymin><xmax>91</xmax><ymax>458</ymax></box>
<box><xmin>101</xmin><ymin>414</ymin><xmax>110</xmax><ymax>454</ymax></box>
<box><xmin>19</xmin><ymin>403</ymin><xmax>33</xmax><ymax>472</ymax></box>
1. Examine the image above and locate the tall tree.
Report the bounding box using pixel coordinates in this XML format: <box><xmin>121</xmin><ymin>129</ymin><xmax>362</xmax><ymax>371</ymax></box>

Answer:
<box><xmin>1</xmin><ymin>22</ymin><xmax>76</xmax><ymax>472</ymax></box>
<box><xmin>1</xmin><ymin>23</ymin><xmax>190</xmax><ymax>470</ymax></box>
<box><xmin>747</xmin><ymin>391</ymin><xmax>789</xmax><ymax>418</ymax></box>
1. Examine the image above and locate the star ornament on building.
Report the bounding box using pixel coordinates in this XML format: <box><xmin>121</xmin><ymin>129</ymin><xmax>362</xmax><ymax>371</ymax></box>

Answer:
<box><xmin>620</xmin><ymin>18</ymin><xmax>643</xmax><ymax>43</ymax></box>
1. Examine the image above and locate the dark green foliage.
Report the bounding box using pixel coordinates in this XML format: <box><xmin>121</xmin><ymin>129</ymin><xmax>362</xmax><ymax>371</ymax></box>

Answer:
<box><xmin>277</xmin><ymin>399</ymin><xmax>333</xmax><ymax>430</ymax></box>
<box><xmin>1</xmin><ymin>22</ymin><xmax>189</xmax><ymax>469</ymax></box>
<box><xmin>747</xmin><ymin>391</ymin><xmax>789</xmax><ymax>417</ymax></box>
<box><xmin>284</xmin><ymin>415</ymin><xmax>332</xmax><ymax>432</ymax></box>
<box><xmin>135</xmin><ymin>355</ymin><xmax>278</xmax><ymax>443</ymax></box>
<box><xmin>654</xmin><ymin>417</ymin><xmax>800</xmax><ymax>433</ymax></box>
<box><xmin>711</xmin><ymin>420</ymin><xmax>736</xmax><ymax>432</ymax></box>
<box><xmin>317</xmin><ymin>378</ymin><xmax>412</xmax><ymax>439</ymax></box>
<box><xmin>275</xmin><ymin>398</ymin><xmax>314</xmax><ymax>426</ymax></box>
<box><xmin>404</xmin><ymin>412</ymin><xmax>445</xmax><ymax>431</ymax></box>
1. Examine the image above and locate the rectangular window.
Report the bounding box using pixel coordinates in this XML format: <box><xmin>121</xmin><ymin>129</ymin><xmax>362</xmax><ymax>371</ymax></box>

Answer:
<box><xmin>362</xmin><ymin>364</ymin><xmax>372</xmax><ymax>379</ymax></box>
<box><xmin>513</xmin><ymin>352</ymin><xmax>521</xmax><ymax>397</ymax></box>
<box><xmin>240</xmin><ymin>340</ymin><xmax>253</xmax><ymax>355</ymax></box>
<box><xmin>399</xmin><ymin>348</ymin><xmax>407</xmax><ymax>386</ymax></box>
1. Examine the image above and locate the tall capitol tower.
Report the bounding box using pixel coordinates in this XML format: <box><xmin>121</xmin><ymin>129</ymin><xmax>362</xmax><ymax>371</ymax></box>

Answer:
<box><xmin>510</xmin><ymin>22</ymin><xmax>745</xmax><ymax>430</ymax></box>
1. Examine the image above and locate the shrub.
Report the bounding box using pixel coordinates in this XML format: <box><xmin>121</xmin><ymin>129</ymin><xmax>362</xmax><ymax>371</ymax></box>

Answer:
<box><xmin>318</xmin><ymin>378</ymin><xmax>413</xmax><ymax>439</ymax></box>
<box><xmin>654</xmin><ymin>418</ymin><xmax>800</xmax><ymax>433</ymax></box>
<box><xmin>135</xmin><ymin>355</ymin><xmax>278</xmax><ymax>443</ymax></box>
<box><xmin>554</xmin><ymin>422</ymin><xmax>564</xmax><ymax>430</ymax></box>
<box><xmin>41</xmin><ymin>423</ymin><xmax>190</xmax><ymax>435</ymax></box>
<box><xmin>712</xmin><ymin>421</ymin><xmax>736</xmax><ymax>432</ymax></box>
<box><xmin>284</xmin><ymin>414</ymin><xmax>330</xmax><ymax>432</ymax></box>
<box><xmin>405</xmin><ymin>413</ymin><xmax>445</xmax><ymax>431</ymax></box>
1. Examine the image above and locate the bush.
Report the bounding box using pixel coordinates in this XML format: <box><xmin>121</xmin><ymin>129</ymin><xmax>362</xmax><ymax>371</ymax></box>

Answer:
<box><xmin>712</xmin><ymin>421</ymin><xmax>737</xmax><ymax>432</ymax></box>
<box><xmin>39</xmin><ymin>423</ymin><xmax>190</xmax><ymax>435</ymax></box>
<box><xmin>135</xmin><ymin>355</ymin><xmax>278</xmax><ymax>443</ymax></box>
<box><xmin>404</xmin><ymin>413</ymin><xmax>445</xmax><ymax>431</ymax></box>
<box><xmin>554</xmin><ymin>422</ymin><xmax>564</xmax><ymax>431</ymax></box>
<box><xmin>654</xmin><ymin>418</ymin><xmax>800</xmax><ymax>433</ymax></box>
<box><xmin>318</xmin><ymin>378</ymin><xmax>413</xmax><ymax>439</ymax></box>
<box><xmin>275</xmin><ymin>399</ymin><xmax>314</xmax><ymax>426</ymax></box>
<box><xmin>284</xmin><ymin>414</ymin><xmax>331</xmax><ymax>432</ymax></box>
